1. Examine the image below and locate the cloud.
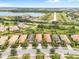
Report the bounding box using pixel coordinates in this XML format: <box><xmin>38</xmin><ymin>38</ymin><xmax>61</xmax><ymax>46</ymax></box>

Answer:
<box><xmin>46</xmin><ymin>0</ymin><xmax>59</xmax><ymax>2</ymax></box>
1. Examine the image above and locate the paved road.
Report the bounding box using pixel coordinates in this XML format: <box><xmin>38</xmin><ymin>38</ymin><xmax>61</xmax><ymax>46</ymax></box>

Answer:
<box><xmin>40</xmin><ymin>49</ymin><xmax>50</xmax><ymax>55</ymax></box>
<box><xmin>17</xmin><ymin>45</ymin><xmax>36</xmax><ymax>56</ymax></box>
<box><xmin>27</xmin><ymin>44</ymin><xmax>32</xmax><ymax>49</ymax></box>
<box><xmin>1</xmin><ymin>46</ymin><xmax>11</xmax><ymax>59</ymax></box>
<box><xmin>53</xmin><ymin>12</ymin><xmax>57</xmax><ymax>21</ymax></box>
<box><xmin>56</xmin><ymin>48</ymin><xmax>79</xmax><ymax>55</ymax></box>
<box><xmin>1</xmin><ymin>45</ymin><xmax>79</xmax><ymax>59</ymax></box>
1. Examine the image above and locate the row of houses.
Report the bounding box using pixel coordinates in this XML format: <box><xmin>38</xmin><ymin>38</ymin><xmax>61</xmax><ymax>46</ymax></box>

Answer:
<box><xmin>0</xmin><ymin>34</ymin><xmax>75</xmax><ymax>46</ymax></box>
<box><xmin>0</xmin><ymin>23</ymin><xmax>29</xmax><ymax>32</ymax></box>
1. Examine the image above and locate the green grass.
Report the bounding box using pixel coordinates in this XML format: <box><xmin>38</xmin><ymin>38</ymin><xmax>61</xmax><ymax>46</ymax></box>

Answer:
<box><xmin>22</xmin><ymin>54</ymin><xmax>30</xmax><ymax>59</ymax></box>
<box><xmin>36</xmin><ymin>54</ymin><xmax>44</xmax><ymax>59</ymax></box>
<box><xmin>7</xmin><ymin>56</ymin><xmax>18</xmax><ymax>59</ymax></box>
<box><xmin>65</xmin><ymin>55</ymin><xmax>79</xmax><ymax>59</ymax></box>
<box><xmin>50</xmin><ymin>53</ymin><xmax>60</xmax><ymax>59</ymax></box>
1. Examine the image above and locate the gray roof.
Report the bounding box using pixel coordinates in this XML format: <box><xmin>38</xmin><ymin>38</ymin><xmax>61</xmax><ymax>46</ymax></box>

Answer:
<box><xmin>52</xmin><ymin>34</ymin><xmax>61</xmax><ymax>43</ymax></box>
<box><xmin>27</xmin><ymin>34</ymin><xmax>35</xmax><ymax>42</ymax></box>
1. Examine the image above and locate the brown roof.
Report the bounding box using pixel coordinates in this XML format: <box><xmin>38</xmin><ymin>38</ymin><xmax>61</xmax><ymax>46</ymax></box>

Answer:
<box><xmin>19</xmin><ymin>34</ymin><xmax>27</xmax><ymax>43</ymax></box>
<box><xmin>71</xmin><ymin>35</ymin><xmax>79</xmax><ymax>41</ymax></box>
<box><xmin>44</xmin><ymin>34</ymin><xmax>51</xmax><ymax>43</ymax></box>
<box><xmin>35</xmin><ymin>34</ymin><xmax>42</xmax><ymax>42</ymax></box>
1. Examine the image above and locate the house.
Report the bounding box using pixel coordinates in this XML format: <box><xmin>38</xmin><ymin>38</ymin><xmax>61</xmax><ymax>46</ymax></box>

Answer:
<box><xmin>27</xmin><ymin>34</ymin><xmax>35</xmax><ymax>43</ymax></box>
<box><xmin>9</xmin><ymin>25</ymin><xmax>19</xmax><ymax>31</ymax></box>
<box><xmin>19</xmin><ymin>34</ymin><xmax>27</xmax><ymax>44</ymax></box>
<box><xmin>8</xmin><ymin>35</ymin><xmax>19</xmax><ymax>45</ymax></box>
<box><xmin>44</xmin><ymin>33</ymin><xmax>51</xmax><ymax>43</ymax></box>
<box><xmin>35</xmin><ymin>33</ymin><xmax>42</xmax><ymax>43</ymax></box>
<box><xmin>60</xmin><ymin>35</ymin><xmax>71</xmax><ymax>44</ymax></box>
<box><xmin>52</xmin><ymin>34</ymin><xmax>61</xmax><ymax>43</ymax></box>
<box><xmin>71</xmin><ymin>35</ymin><xmax>79</xmax><ymax>41</ymax></box>
<box><xmin>0</xmin><ymin>25</ymin><xmax>8</xmax><ymax>32</ymax></box>
<box><xmin>18</xmin><ymin>22</ymin><xmax>29</xmax><ymax>29</ymax></box>
<box><xmin>0</xmin><ymin>36</ymin><xmax>8</xmax><ymax>45</ymax></box>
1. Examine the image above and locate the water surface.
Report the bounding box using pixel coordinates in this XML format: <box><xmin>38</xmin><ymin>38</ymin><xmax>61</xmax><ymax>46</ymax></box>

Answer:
<box><xmin>0</xmin><ymin>12</ymin><xmax>45</xmax><ymax>17</ymax></box>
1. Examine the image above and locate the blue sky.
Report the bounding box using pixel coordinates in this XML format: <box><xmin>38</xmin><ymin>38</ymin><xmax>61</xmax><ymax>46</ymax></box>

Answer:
<box><xmin>0</xmin><ymin>0</ymin><xmax>79</xmax><ymax>8</ymax></box>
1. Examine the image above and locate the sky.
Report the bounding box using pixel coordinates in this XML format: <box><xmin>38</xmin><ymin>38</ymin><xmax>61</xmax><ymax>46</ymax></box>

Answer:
<box><xmin>0</xmin><ymin>0</ymin><xmax>79</xmax><ymax>8</ymax></box>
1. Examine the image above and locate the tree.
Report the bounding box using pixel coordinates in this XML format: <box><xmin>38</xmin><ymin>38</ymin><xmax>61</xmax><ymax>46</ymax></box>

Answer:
<box><xmin>32</xmin><ymin>40</ymin><xmax>38</xmax><ymax>48</ymax></box>
<box><xmin>10</xmin><ymin>48</ymin><xmax>17</xmax><ymax>56</ymax></box>
<box><xmin>11</xmin><ymin>40</ymin><xmax>19</xmax><ymax>48</ymax></box>
<box><xmin>1</xmin><ymin>40</ymin><xmax>9</xmax><ymax>50</ymax></box>
<box><xmin>41</xmin><ymin>39</ymin><xmax>47</xmax><ymax>48</ymax></box>
<box><xmin>71</xmin><ymin>42</ymin><xmax>75</xmax><ymax>47</ymax></box>
<box><xmin>21</xmin><ymin>40</ymin><xmax>28</xmax><ymax>48</ymax></box>
<box><xmin>50</xmin><ymin>53</ymin><xmax>60</xmax><ymax>59</ymax></box>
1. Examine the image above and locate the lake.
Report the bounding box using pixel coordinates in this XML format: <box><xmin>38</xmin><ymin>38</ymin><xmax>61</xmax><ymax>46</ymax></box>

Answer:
<box><xmin>0</xmin><ymin>12</ymin><xmax>45</xmax><ymax>17</ymax></box>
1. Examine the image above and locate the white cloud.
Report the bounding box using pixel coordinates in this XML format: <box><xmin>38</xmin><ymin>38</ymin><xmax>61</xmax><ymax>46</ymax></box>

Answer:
<box><xmin>46</xmin><ymin>0</ymin><xmax>59</xmax><ymax>2</ymax></box>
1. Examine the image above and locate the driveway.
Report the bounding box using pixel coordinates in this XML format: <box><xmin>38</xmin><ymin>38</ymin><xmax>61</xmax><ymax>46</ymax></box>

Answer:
<box><xmin>45</xmin><ymin>54</ymin><xmax>51</xmax><ymax>59</ymax></box>
<box><xmin>66</xmin><ymin>44</ymin><xmax>73</xmax><ymax>50</ymax></box>
<box><xmin>37</xmin><ymin>43</ymin><xmax>42</xmax><ymax>49</ymax></box>
<box><xmin>56</xmin><ymin>48</ymin><xmax>79</xmax><ymax>55</ymax></box>
<box><xmin>47</xmin><ymin>44</ymin><xmax>52</xmax><ymax>49</ymax></box>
